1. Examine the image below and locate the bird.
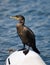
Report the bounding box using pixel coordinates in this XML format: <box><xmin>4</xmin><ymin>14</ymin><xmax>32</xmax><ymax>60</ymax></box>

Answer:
<box><xmin>10</xmin><ymin>15</ymin><xmax>40</xmax><ymax>54</ymax></box>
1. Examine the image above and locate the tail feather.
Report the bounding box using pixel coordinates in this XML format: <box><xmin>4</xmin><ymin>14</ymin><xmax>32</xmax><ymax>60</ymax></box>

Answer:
<box><xmin>32</xmin><ymin>47</ymin><xmax>40</xmax><ymax>54</ymax></box>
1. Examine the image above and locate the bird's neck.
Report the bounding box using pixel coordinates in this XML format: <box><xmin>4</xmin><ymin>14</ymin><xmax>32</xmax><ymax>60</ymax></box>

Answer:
<box><xmin>20</xmin><ymin>20</ymin><xmax>24</xmax><ymax>25</ymax></box>
<box><xmin>17</xmin><ymin>23</ymin><xmax>24</xmax><ymax>33</ymax></box>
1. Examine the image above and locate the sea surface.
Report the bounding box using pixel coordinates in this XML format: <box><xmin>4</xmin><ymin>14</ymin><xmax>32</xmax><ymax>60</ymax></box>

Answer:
<box><xmin>0</xmin><ymin>0</ymin><xmax>50</xmax><ymax>65</ymax></box>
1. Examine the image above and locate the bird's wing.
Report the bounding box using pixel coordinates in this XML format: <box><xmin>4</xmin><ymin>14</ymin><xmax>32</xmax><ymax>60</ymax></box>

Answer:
<box><xmin>24</xmin><ymin>27</ymin><xmax>35</xmax><ymax>41</ymax></box>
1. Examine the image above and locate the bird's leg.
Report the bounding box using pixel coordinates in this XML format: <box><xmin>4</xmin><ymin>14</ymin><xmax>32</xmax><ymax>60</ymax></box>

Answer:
<box><xmin>22</xmin><ymin>44</ymin><xmax>26</xmax><ymax>50</ymax></box>
<box><xmin>18</xmin><ymin>44</ymin><xmax>26</xmax><ymax>51</ymax></box>
<box><xmin>28</xmin><ymin>46</ymin><xmax>30</xmax><ymax>50</ymax></box>
<box><xmin>26</xmin><ymin>45</ymin><xmax>30</xmax><ymax>51</ymax></box>
<box><xmin>23</xmin><ymin>45</ymin><xmax>29</xmax><ymax>55</ymax></box>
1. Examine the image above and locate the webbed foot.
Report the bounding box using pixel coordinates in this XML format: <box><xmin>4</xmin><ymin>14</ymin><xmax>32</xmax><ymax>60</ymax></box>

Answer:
<box><xmin>18</xmin><ymin>48</ymin><xmax>26</xmax><ymax>51</ymax></box>
<box><xmin>23</xmin><ymin>49</ymin><xmax>29</xmax><ymax>55</ymax></box>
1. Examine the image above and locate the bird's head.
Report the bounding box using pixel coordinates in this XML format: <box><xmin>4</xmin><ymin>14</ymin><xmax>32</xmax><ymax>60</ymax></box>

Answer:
<box><xmin>10</xmin><ymin>15</ymin><xmax>25</xmax><ymax>25</ymax></box>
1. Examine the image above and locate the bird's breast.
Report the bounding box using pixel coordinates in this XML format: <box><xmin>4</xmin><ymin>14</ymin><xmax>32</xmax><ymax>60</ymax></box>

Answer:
<box><xmin>17</xmin><ymin>30</ymin><xmax>28</xmax><ymax>43</ymax></box>
<box><xmin>16</xmin><ymin>26</ymin><xmax>28</xmax><ymax>43</ymax></box>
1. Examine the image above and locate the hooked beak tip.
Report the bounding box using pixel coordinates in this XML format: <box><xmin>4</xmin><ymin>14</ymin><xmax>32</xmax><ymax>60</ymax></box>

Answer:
<box><xmin>10</xmin><ymin>16</ymin><xmax>13</xmax><ymax>18</ymax></box>
<box><xmin>10</xmin><ymin>16</ymin><xmax>16</xmax><ymax>19</ymax></box>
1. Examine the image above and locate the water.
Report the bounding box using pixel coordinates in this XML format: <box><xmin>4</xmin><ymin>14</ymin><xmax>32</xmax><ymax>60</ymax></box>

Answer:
<box><xmin>0</xmin><ymin>0</ymin><xmax>50</xmax><ymax>65</ymax></box>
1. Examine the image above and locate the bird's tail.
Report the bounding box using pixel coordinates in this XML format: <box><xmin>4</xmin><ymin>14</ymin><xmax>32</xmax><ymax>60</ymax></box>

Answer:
<box><xmin>32</xmin><ymin>47</ymin><xmax>40</xmax><ymax>54</ymax></box>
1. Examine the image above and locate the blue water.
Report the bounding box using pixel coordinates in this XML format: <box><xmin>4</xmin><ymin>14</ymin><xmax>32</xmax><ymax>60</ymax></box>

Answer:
<box><xmin>0</xmin><ymin>0</ymin><xmax>50</xmax><ymax>65</ymax></box>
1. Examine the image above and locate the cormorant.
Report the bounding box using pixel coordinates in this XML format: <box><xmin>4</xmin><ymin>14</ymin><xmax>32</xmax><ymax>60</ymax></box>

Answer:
<box><xmin>10</xmin><ymin>15</ymin><xmax>40</xmax><ymax>54</ymax></box>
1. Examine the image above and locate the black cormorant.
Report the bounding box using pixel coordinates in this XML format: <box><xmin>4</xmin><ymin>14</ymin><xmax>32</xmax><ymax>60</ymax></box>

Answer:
<box><xmin>10</xmin><ymin>15</ymin><xmax>40</xmax><ymax>54</ymax></box>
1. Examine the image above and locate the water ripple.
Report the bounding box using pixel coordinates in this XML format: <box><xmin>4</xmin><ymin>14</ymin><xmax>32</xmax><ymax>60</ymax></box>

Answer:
<box><xmin>0</xmin><ymin>0</ymin><xmax>50</xmax><ymax>65</ymax></box>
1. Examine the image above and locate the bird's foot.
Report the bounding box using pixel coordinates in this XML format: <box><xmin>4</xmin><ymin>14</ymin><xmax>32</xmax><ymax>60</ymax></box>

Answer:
<box><xmin>23</xmin><ymin>49</ymin><xmax>29</xmax><ymax>55</ymax></box>
<box><xmin>18</xmin><ymin>48</ymin><xmax>26</xmax><ymax>51</ymax></box>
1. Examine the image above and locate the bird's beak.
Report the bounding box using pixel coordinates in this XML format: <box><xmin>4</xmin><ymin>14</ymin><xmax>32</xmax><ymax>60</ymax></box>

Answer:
<box><xmin>10</xmin><ymin>16</ymin><xmax>19</xmax><ymax>20</ymax></box>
